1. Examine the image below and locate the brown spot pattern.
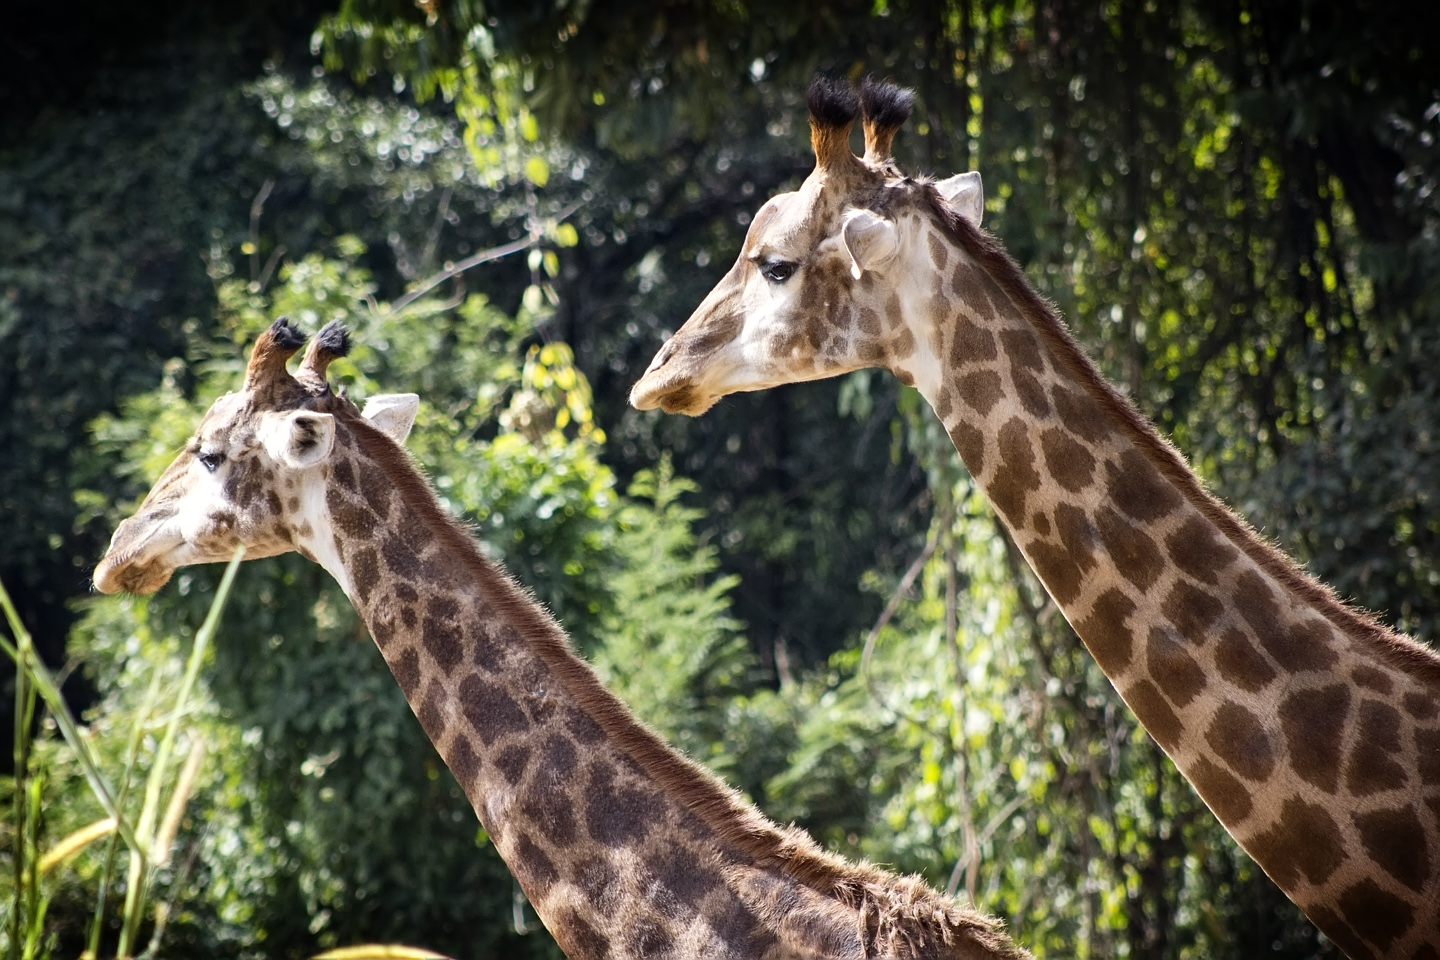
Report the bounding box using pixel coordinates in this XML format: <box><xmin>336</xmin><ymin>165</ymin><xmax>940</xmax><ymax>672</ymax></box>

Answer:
<box><xmin>947</xmin><ymin>421</ymin><xmax>985</xmax><ymax>473</ymax></box>
<box><xmin>1352</xmin><ymin>664</ymin><xmax>1394</xmax><ymax>694</ymax></box>
<box><xmin>1346</xmin><ymin>700</ymin><xmax>1409</xmax><ymax>796</ymax></box>
<box><xmin>416</xmin><ymin>679</ymin><xmax>450</xmax><ymax>741</ymax></box>
<box><xmin>350</xmin><ymin>547</ymin><xmax>381</xmax><ymax>606</ymax></box>
<box><xmin>1077</xmin><ymin>588</ymin><xmax>1137</xmax><ymax>673</ymax></box>
<box><xmin>1164</xmin><ymin>516</ymin><xmax>1238</xmax><ymax>585</ymax></box>
<box><xmin>510</xmin><ymin>835</ymin><xmax>558</xmax><ymax>895</ymax></box>
<box><xmin>1405</xmin><ymin>692</ymin><xmax>1440</xmax><ymax>720</ymax></box>
<box><xmin>949</xmin><ymin>316</ymin><xmax>997</xmax><ymax>364</ymax></box>
<box><xmin>1147</xmin><ymin>626</ymin><xmax>1207</xmax><ymax>707</ymax></box>
<box><xmin>1235</xmin><ymin>572</ymin><xmax>1340</xmax><ymax>672</ymax></box>
<box><xmin>1353</xmin><ymin>805</ymin><xmax>1430</xmax><ymax>892</ymax></box>
<box><xmin>390</xmin><ymin>646</ymin><xmax>421</xmax><ymax>695</ymax></box>
<box><xmin>1303</xmin><ymin>907</ymin><xmax>1371</xmax><ymax>960</ymax></box>
<box><xmin>1012</xmin><ymin>368</ymin><xmax>1052</xmax><ymax>418</ymax></box>
<box><xmin>1161</xmin><ymin>581</ymin><xmax>1224</xmax><ymax>646</ymax></box>
<box><xmin>1189</xmin><ymin>756</ymin><xmax>1253</xmax><ymax>824</ymax></box>
<box><xmin>1106</xmin><ymin>451</ymin><xmax>1182</xmax><ymax>523</ymax></box>
<box><xmin>1095</xmin><ymin>506</ymin><xmax>1163</xmax><ymax>592</ymax></box>
<box><xmin>1206</xmin><ymin>701</ymin><xmax>1275</xmax><ymax>781</ymax></box>
<box><xmin>951</xmin><ymin>266</ymin><xmax>999</xmax><ymax>323</ymax></box>
<box><xmin>1124</xmin><ymin>679</ymin><xmax>1183</xmax><ymax>751</ymax></box>
<box><xmin>520</xmin><ymin>777</ymin><xmax>580</xmax><ymax>846</ymax></box>
<box><xmin>585</xmin><ymin>765</ymin><xmax>663</xmax><ymax>847</ymax></box>
<box><xmin>551</xmin><ymin>906</ymin><xmax>610</xmax><ymax>960</ymax></box>
<box><xmin>460</xmin><ymin>673</ymin><xmax>528</xmax><ymax>745</ymax></box>
<box><xmin>382</xmin><ymin>531</ymin><xmax>424</xmax><ymax>581</ymax></box>
<box><xmin>927</xmin><ymin>232</ymin><xmax>949</xmax><ymax>271</ymax></box>
<box><xmin>1248</xmin><ymin>797</ymin><xmax>1346</xmax><ymax>887</ymax></box>
<box><xmin>421</xmin><ymin>597</ymin><xmax>464</xmax><ymax>673</ymax></box>
<box><xmin>495</xmin><ymin>744</ymin><xmax>531</xmax><ymax>785</ymax></box>
<box><xmin>1214</xmin><ymin>629</ymin><xmax>1277</xmax><ymax>692</ymax></box>
<box><xmin>1051</xmin><ymin>383</ymin><xmax>1111</xmax><ymax>443</ymax></box>
<box><xmin>1040</xmin><ymin>427</ymin><xmax>1096</xmax><ymax>492</ymax></box>
<box><xmin>999</xmin><ymin>329</ymin><xmax>1044</xmax><ymax>371</ymax></box>
<box><xmin>1338</xmin><ymin>879</ymin><xmax>1414</xmax><ymax>953</ymax></box>
<box><xmin>988</xmin><ymin>418</ymin><xmax>1041</xmax><ymax>526</ymax></box>
<box><xmin>1279</xmin><ymin>683</ymin><xmax>1351</xmax><ymax>793</ymax></box>
<box><xmin>1417</xmin><ymin>727</ymin><xmax>1440</xmax><ymax>785</ymax></box>
<box><xmin>448</xmin><ymin>735</ymin><xmax>480</xmax><ymax>785</ymax></box>
<box><xmin>1027</xmin><ymin>538</ymin><xmax>1085</xmax><ymax>605</ymax></box>
<box><xmin>957</xmin><ymin>370</ymin><xmax>1003</xmax><ymax>415</ymax></box>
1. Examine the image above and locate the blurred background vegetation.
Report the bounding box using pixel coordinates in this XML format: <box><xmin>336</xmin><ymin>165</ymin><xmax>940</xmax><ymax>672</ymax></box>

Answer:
<box><xmin>3</xmin><ymin>0</ymin><xmax>1437</xmax><ymax>957</ymax></box>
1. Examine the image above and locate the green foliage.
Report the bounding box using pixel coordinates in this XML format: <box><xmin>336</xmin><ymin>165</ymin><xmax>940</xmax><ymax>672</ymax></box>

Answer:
<box><xmin>590</xmin><ymin>460</ymin><xmax>750</xmax><ymax>761</ymax></box>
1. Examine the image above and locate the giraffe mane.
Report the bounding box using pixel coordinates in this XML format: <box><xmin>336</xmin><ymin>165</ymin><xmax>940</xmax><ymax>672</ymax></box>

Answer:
<box><xmin>335</xmin><ymin>403</ymin><xmax>1027</xmax><ymax>957</ymax></box>
<box><xmin>915</xmin><ymin>184</ymin><xmax>1440</xmax><ymax>686</ymax></box>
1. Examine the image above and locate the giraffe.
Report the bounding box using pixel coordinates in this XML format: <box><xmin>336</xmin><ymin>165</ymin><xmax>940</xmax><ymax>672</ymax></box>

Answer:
<box><xmin>92</xmin><ymin>317</ymin><xmax>1028</xmax><ymax>960</ymax></box>
<box><xmin>629</xmin><ymin>76</ymin><xmax>1440</xmax><ymax>959</ymax></box>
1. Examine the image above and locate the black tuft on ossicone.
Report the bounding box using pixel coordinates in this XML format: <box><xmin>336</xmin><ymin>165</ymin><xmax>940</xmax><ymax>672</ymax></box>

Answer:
<box><xmin>269</xmin><ymin>316</ymin><xmax>307</xmax><ymax>351</ymax></box>
<box><xmin>859</xmin><ymin>77</ymin><xmax>915</xmax><ymax>130</ymax></box>
<box><xmin>315</xmin><ymin>319</ymin><xmax>351</xmax><ymax>358</ymax></box>
<box><xmin>807</xmin><ymin>75</ymin><xmax>860</xmax><ymax>127</ymax></box>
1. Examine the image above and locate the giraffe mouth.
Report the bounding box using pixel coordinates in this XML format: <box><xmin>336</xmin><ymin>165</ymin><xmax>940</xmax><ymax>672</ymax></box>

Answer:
<box><xmin>94</xmin><ymin>512</ymin><xmax>186</xmax><ymax>595</ymax></box>
<box><xmin>629</xmin><ymin>375</ymin><xmax>719</xmax><ymax>416</ymax></box>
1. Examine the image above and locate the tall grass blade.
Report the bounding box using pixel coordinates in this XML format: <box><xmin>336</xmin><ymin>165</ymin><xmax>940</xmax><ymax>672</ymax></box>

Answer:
<box><xmin>88</xmin><ymin>671</ymin><xmax>163</xmax><ymax>960</ymax></box>
<box><xmin>9</xmin><ymin>576</ymin><xmax>36</xmax><ymax>960</ymax></box>
<box><xmin>37</xmin><ymin>818</ymin><xmax>117</xmax><ymax>875</ymax></box>
<box><xmin>0</xmin><ymin>578</ymin><xmax>143</xmax><ymax>855</ymax></box>
<box><xmin>118</xmin><ymin>546</ymin><xmax>244</xmax><ymax>958</ymax></box>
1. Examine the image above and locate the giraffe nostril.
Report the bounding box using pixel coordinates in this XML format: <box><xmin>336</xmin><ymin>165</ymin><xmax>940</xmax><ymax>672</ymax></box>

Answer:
<box><xmin>648</xmin><ymin>338</ymin><xmax>678</xmax><ymax>374</ymax></box>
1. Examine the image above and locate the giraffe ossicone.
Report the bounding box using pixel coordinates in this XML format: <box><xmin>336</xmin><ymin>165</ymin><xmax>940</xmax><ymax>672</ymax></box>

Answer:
<box><xmin>631</xmin><ymin>76</ymin><xmax>1440</xmax><ymax>959</ymax></box>
<box><xmin>95</xmin><ymin>317</ymin><xmax>1029</xmax><ymax>960</ymax></box>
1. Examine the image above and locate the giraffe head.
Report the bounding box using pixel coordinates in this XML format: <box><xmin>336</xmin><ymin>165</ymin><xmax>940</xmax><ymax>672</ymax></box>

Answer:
<box><xmin>629</xmin><ymin>76</ymin><xmax>984</xmax><ymax>415</ymax></box>
<box><xmin>93</xmin><ymin>318</ymin><xmax>418</xmax><ymax>595</ymax></box>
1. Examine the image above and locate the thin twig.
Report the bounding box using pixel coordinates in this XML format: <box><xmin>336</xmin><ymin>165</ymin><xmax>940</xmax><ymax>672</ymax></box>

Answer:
<box><xmin>419</xmin><ymin>186</ymin><xmax>454</xmax><ymax>277</ymax></box>
<box><xmin>257</xmin><ymin>245</ymin><xmax>287</xmax><ymax>293</ymax></box>
<box><xmin>943</xmin><ymin>528</ymin><xmax>980</xmax><ymax>903</ymax></box>
<box><xmin>249</xmin><ymin>179</ymin><xmax>276</xmax><ymax>284</ymax></box>
<box><xmin>860</xmin><ymin>523</ymin><xmax>941</xmax><ymax>675</ymax></box>
<box><xmin>380</xmin><ymin>200</ymin><xmax>582</xmax><ymax>318</ymax></box>
<box><xmin>859</xmin><ymin>507</ymin><xmax>950</xmax><ymax>738</ymax></box>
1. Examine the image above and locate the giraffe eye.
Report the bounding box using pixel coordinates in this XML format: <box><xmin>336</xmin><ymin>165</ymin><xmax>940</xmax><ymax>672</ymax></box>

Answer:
<box><xmin>760</xmin><ymin>259</ymin><xmax>796</xmax><ymax>284</ymax></box>
<box><xmin>198</xmin><ymin>452</ymin><xmax>225</xmax><ymax>472</ymax></box>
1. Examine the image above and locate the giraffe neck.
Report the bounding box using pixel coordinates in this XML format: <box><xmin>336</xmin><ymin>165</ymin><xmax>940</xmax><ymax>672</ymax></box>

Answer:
<box><xmin>303</xmin><ymin>415</ymin><xmax>1024</xmax><ymax>960</ymax></box>
<box><xmin>893</xmin><ymin>205</ymin><xmax>1440</xmax><ymax>958</ymax></box>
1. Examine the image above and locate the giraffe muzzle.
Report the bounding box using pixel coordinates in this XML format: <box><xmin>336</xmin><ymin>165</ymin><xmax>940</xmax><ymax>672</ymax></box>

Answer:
<box><xmin>93</xmin><ymin>510</ymin><xmax>186</xmax><ymax>595</ymax></box>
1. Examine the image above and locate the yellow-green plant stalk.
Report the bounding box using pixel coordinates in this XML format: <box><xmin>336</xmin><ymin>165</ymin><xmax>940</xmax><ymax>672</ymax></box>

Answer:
<box><xmin>0</xmin><ymin>581</ymin><xmax>142</xmax><ymax>852</ymax></box>
<box><xmin>312</xmin><ymin>946</ymin><xmax>457</xmax><ymax>960</ymax></box>
<box><xmin>117</xmin><ymin>547</ymin><xmax>243</xmax><ymax>958</ymax></box>
<box><xmin>87</xmin><ymin>669</ymin><xmax>162</xmax><ymax>959</ymax></box>
<box><xmin>37</xmin><ymin>818</ymin><xmax>117</xmax><ymax>875</ymax></box>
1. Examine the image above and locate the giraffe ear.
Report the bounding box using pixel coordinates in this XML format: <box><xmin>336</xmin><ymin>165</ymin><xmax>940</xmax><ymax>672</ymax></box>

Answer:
<box><xmin>841</xmin><ymin>209</ymin><xmax>898</xmax><ymax>279</ymax></box>
<box><xmin>362</xmin><ymin>393</ymin><xmax>420</xmax><ymax>445</ymax></box>
<box><xmin>935</xmin><ymin>171</ymin><xmax>983</xmax><ymax>227</ymax></box>
<box><xmin>261</xmin><ymin>411</ymin><xmax>335</xmax><ymax>468</ymax></box>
